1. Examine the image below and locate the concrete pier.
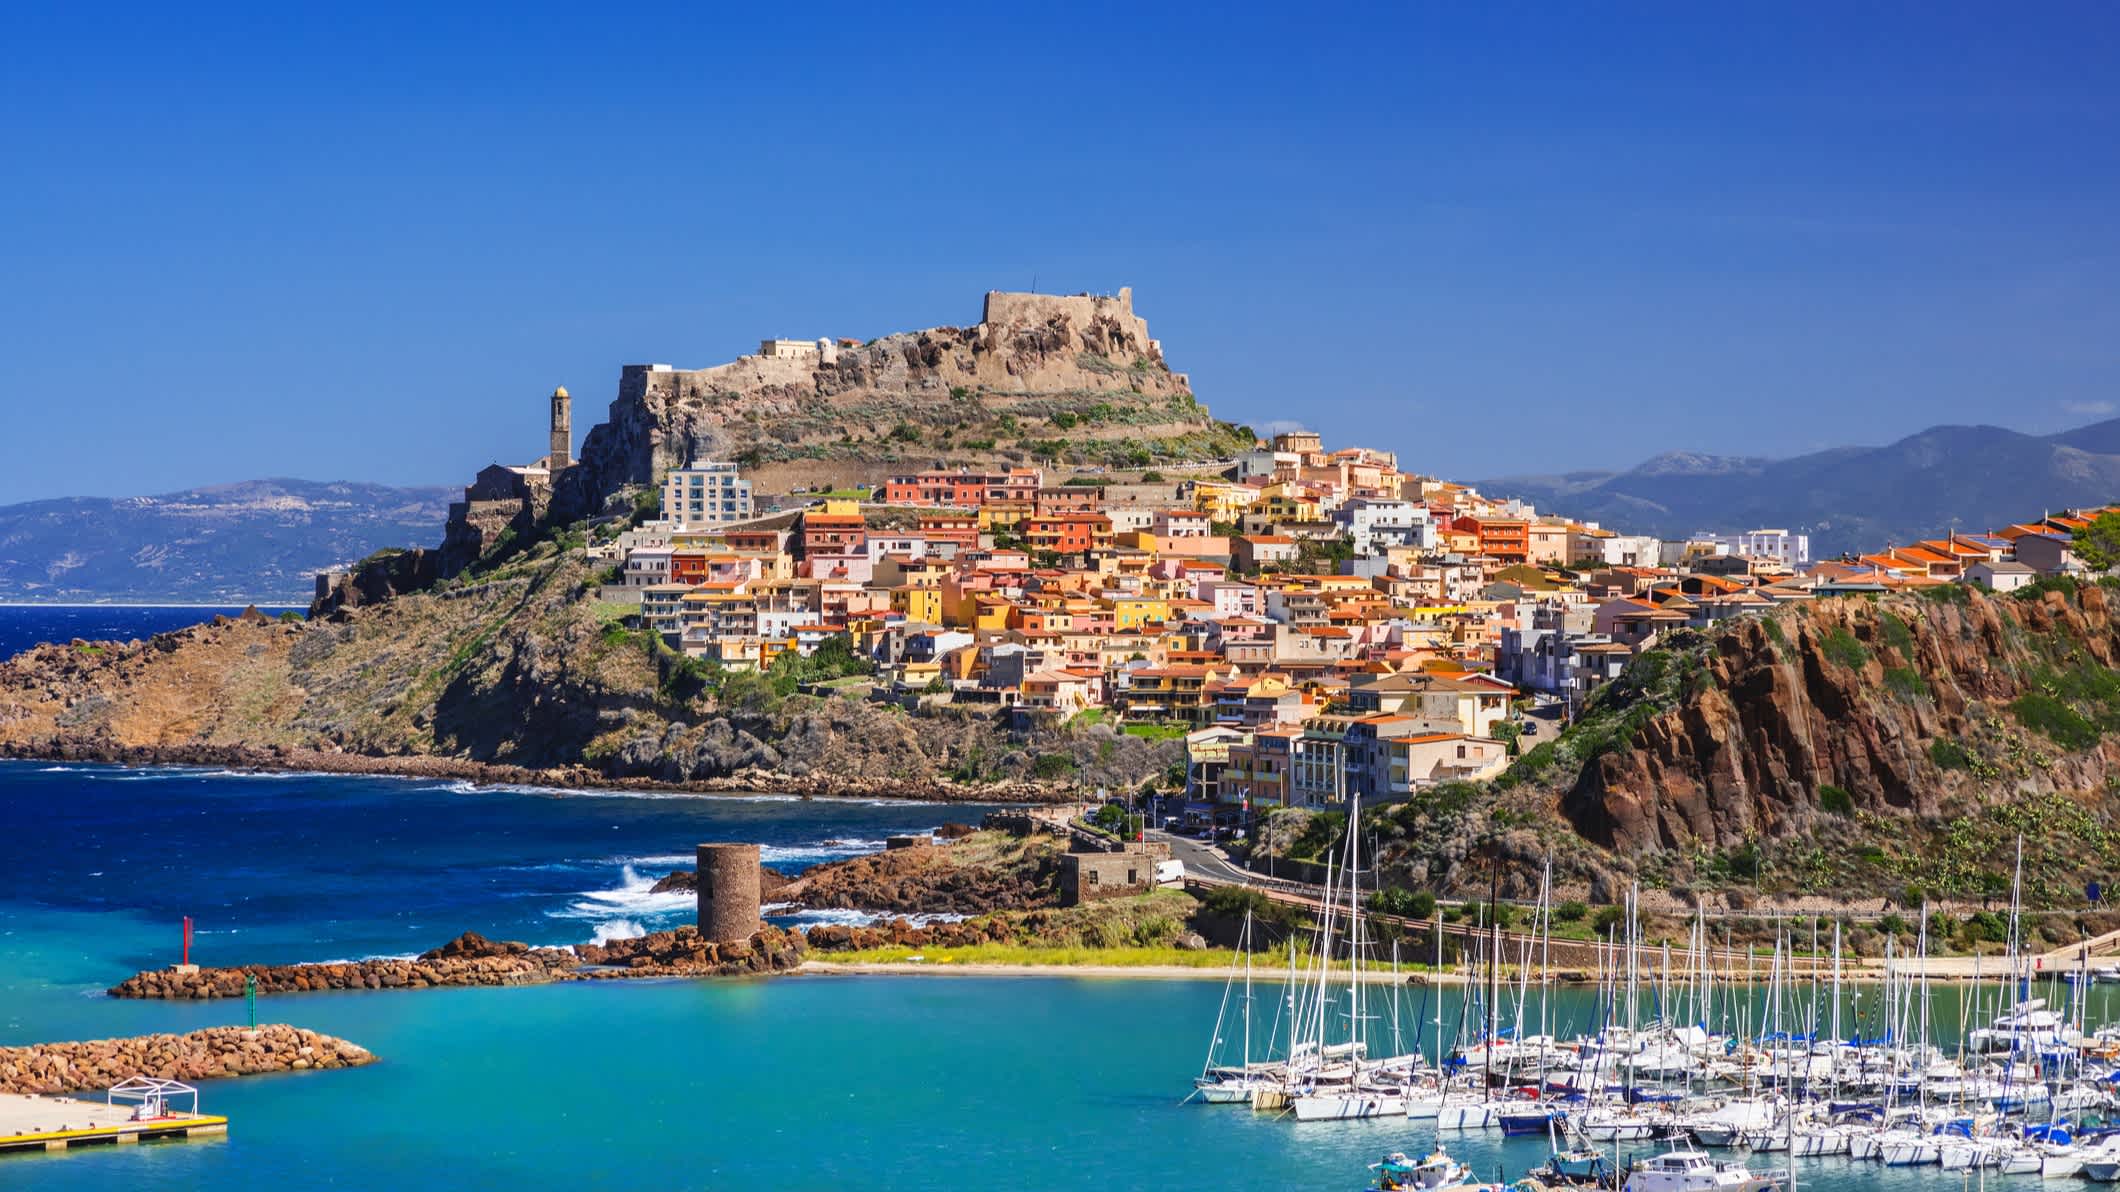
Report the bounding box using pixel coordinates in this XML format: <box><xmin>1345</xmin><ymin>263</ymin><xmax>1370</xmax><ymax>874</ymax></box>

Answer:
<box><xmin>0</xmin><ymin>1094</ymin><xmax>226</xmax><ymax>1154</ymax></box>
<box><xmin>695</xmin><ymin>843</ymin><xmax>762</xmax><ymax>945</ymax></box>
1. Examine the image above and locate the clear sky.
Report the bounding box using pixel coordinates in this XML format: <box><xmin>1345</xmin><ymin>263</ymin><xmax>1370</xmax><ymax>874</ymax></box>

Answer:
<box><xmin>3</xmin><ymin>3</ymin><xmax>2116</xmax><ymax>504</ymax></box>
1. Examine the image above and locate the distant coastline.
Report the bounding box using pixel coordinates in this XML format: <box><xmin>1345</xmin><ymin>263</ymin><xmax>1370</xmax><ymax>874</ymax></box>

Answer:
<box><xmin>0</xmin><ymin>743</ymin><xmax>1073</xmax><ymax>805</ymax></box>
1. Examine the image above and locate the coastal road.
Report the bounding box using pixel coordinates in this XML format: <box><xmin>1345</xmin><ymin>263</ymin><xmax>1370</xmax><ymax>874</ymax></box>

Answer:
<box><xmin>1150</xmin><ymin>830</ymin><xmax>1314</xmax><ymax>893</ymax></box>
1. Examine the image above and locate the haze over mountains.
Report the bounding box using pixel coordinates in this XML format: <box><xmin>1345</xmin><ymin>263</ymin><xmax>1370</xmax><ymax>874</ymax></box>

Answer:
<box><xmin>1482</xmin><ymin>416</ymin><xmax>2120</xmax><ymax>558</ymax></box>
<box><xmin>0</xmin><ymin>480</ymin><xmax>451</xmax><ymax>605</ymax></box>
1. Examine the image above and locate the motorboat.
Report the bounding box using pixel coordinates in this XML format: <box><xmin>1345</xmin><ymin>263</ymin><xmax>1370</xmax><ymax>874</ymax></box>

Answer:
<box><xmin>1619</xmin><ymin>1147</ymin><xmax>1779</xmax><ymax>1192</ymax></box>
<box><xmin>1369</xmin><ymin>1147</ymin><xmax>1482</xmax><ymax>1192</ymax></box>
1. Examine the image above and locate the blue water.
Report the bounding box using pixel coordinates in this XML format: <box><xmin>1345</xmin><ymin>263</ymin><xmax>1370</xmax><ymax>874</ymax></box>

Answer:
<box><xmin>0</xmin><ymin>604</ymin><xmax>301</xmax><ymax>658</ymax></box>
<box><xmin>0</xmin><ymin>610</ymin><xmax>2104</xmax><ymax>1188</ymax></box>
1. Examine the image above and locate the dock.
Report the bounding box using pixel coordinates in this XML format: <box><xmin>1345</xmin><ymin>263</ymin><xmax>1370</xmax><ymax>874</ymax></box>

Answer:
<box><xmin>0</xmin><ymin>1081</ymin><xmax>226</xmax><ymax>1155</ymax></box>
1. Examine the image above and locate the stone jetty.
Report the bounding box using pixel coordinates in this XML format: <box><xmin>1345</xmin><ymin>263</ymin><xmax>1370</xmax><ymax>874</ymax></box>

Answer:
<box><xmin>109</xmin><ymin>927</ymin><xmax>808</xmax><ymax>1000</ymax></box>
<box><xmin>108</xmin><ymin>932</ymin><xmax>578</xmax><ymax>998</ymax></box>
<box><xmin>0</xmin><ymin>1025</ymin><xmax>374</xmax><ymax>1095</ymax></box>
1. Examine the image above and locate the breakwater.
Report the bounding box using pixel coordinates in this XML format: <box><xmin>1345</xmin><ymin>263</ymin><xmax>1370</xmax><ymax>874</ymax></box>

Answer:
<box><xmin>109</xmin><ymin>928</ymin><xmax>809</xmax><ymax>1000</ymax></box>
<box><xmin>0</xmin><ymin>1026</ymin><xmax>373</xmax><ymax>1094</ymax></box>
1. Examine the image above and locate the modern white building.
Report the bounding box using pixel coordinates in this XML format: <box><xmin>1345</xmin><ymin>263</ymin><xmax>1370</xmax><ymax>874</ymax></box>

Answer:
<box><xmin>1700</xmin><ymin>528</ymin><xmax>1810</xmax><ymax>567</ymax></box>
<box><xmin>661</xmin><ymin>460</ymin><xmax>755</xmax><ymax>529</ymax></box>
<box><xmin>1335</xmin><ymin>498</ymin><xmax>1436</xmax><ymax>555</ymax></box>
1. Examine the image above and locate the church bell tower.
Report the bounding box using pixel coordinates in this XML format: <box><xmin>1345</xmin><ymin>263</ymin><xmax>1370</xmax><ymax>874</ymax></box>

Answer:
<box><xmin>548</xmin><ymin>385</ymin><xmax>572</xmax><ymax>471</ymax></box>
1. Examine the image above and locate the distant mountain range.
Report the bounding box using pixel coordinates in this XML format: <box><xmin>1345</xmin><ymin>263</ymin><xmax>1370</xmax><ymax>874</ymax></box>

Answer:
<box><xmin>0</xmin><ymin>479</ymin><xmax>452</xmax><ymax>604</ymax></box>
<box><xmin>1481</xmin><ymin>417</ymin><xmax>2120</xmax><ymax>558</ymax></box>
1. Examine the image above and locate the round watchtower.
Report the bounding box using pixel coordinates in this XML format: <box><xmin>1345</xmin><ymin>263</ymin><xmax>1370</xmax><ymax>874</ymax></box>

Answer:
<box><xmin>695</xmin><ymin>843</ymin><xmax>762</xmax><ymax>945</ymax></box>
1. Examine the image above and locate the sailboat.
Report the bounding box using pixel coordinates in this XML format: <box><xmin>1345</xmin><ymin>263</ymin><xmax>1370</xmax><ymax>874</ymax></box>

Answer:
<box><xmin>1290</xmin><ymin>793</ymin><xmax>1408</xmax><ymax>1121</ymax></box>
<box><xmin>1192</xmin><ymin>910</ymin><xmax>1265</xmax><ymax>1103</ymax></box>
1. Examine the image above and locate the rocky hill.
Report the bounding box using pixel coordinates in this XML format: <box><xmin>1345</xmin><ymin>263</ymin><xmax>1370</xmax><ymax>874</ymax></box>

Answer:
<box><xmin>552</xmin><ymin>288</ymin><xmax>1252</xmax><ymax>521</ymax></box>
<box><xmin>1356</xmin><ymin>578</ymin><xmax>2120</xmax><ymax>905</ymax></box>
<box><xmin>0</xmin><ymin>479</ymin><xmax>450</xmax><ymax>604</ymax></box>
<box><xmin>0</xmin><ymin>545</ymin><xmax>1182</xmax><ymax>799</ymax></box>
<box><xmin>1481</xmin><ymin>417</ymin><xmax>2120</xmax><ymax>557</ymax></box>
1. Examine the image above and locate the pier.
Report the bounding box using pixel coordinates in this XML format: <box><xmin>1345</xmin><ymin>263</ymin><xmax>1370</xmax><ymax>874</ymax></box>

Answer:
<box><xmin>0</xmin><ymin>1080</ymin><xmax>226</xmax><ymax>1155</ymax></box>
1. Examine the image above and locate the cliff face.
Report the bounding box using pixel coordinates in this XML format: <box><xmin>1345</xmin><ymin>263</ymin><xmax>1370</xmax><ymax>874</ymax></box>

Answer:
<box><xmin>1564</xmin><ymin>583</ymin><xmax>2120</xmax><ymax>856</ymax></box>
<box><xmin>553</xmin><ymin>288</ymin><xmax>1239</xmax><ymax>519</ymax></box>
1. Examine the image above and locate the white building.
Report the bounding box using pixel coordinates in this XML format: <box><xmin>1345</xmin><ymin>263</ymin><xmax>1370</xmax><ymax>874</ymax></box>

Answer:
<box><xmin>661</xmin><ymin>460</ymin><xmax>755</xmax><ymax>529</ymax></box>
<box><xmin>1336</xmin><ymin>498</ymin><xmax>1436</xmax><ymax>555</ymax></box>
<box><xmin>1701</xmin><ymin>528</ymin><xmax>1810</xmax><ymax>568</ymax></box>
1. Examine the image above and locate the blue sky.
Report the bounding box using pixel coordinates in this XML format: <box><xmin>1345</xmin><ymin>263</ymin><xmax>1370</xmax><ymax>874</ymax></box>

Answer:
<box><xmin>2</xmin><ymin>3</ymin><xmax>2116</xmax><ymax>504</ymax></box>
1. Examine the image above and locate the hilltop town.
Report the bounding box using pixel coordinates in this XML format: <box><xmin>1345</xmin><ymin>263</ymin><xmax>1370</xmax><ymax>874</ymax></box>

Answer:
<box><xmin>325</xmin><ymin>288</ymin><xmax>2120</xmax><ymax>845</ymax></box>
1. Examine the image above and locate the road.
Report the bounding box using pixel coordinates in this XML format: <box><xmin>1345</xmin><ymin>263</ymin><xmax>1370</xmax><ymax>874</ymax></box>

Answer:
<box><xmin>1150</xmin><ymin>830</ymin><xmax>1315</xmax><ymax>892</ymax></box>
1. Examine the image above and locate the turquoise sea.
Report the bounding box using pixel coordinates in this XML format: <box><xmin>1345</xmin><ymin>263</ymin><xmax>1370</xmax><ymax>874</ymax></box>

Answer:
<box><xmin>2</xmin><ymin>607</ymin><xmax>2116</xmax><ymax>1189</ymax></box>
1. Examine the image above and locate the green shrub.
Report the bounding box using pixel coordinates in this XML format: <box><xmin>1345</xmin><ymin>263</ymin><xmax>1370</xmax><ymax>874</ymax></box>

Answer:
<box><xmin>1884</xmin><ymin>667</ymin><xmax>1929</xmax><ymax>700</ymax></box>
<box><xmin>1032</xmin><ymin>753</ymin><xmax>1078</xmax><ymax>780</ymax></box>
<box><xmin>1818</xmin><ymin>784</ymin><xmax>1854</xmax><ymax>815</ymax></box>
<box><xmin>1878</xmin><ymin>611</ymin><xmax>1916</xmax><ymax>658</ymax></box>
<box><xmin>1555</xmin><ymin>900</ymin><xmax>1588</xmax><ymax>922</ymax></box>
<box><xmin>1819</xmin><ymin>627</ymin><xmax>1871</xmax><ymax>671</ymax></box>
<box><xmin>1591</xmin><ymin>905</ymin><xmax>1626</xmax><ymax>933</ymax></box>
<box><xmin>2012</xmin><ymin>692</ymin><xmax>2100</xmax><ymax>750</ymax></box>
<box><xmin>1929</xmin><ymin>739</ymin><xmax>1974</xmax><ymax>771</ymax></box>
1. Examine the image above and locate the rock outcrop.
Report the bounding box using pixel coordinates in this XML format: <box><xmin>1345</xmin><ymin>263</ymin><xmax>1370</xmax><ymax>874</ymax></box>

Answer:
<box><xmin>1563</xmin><ymin>583</ymin><xmax>2120</xmax><ymax>856</ymax></box>
<box><xmin>572</xmin><ymin>924</ymin><xmax>806</xmax><ymax>977</ymax></box>
<box><xmin>771</xmin><ymin>831</ymin><xmax>1065</xmax><ymax>914</ymax></box>
<box><xmin>553</xmin><ymin>288</ymin><xmax>1231</xmax><ymax>520</ymax></box>
<box><xmin>0</xmin><ymin>1026</ymin><xmax>374</xmax><ymax>1094</ymax></box>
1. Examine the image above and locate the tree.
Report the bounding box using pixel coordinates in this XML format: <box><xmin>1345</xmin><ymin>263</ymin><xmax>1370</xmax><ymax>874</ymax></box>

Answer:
<box><xmin>2074</xmin><ymin>511</ymin><xmax>2120</xmax><ymax>572</ymax></box>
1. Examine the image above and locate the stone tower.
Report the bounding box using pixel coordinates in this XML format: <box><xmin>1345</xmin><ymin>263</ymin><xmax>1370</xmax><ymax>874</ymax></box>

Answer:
<box><xmin>695</xmin><ymin>843</ymin><xmax>763</xmax><ymax>944</ymax></box>
<box><xmin>548</xmin><ymin>385</ymin><xmax>572</xmax><ymax>471</ymax></box>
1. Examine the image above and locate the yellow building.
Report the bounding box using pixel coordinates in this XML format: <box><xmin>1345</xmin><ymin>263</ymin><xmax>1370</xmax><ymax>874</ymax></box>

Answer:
<box><xmin>1106</xmin><ymin>594</ymin><xmax>1172</xmax><ymax>631</ymax></box>
<box><xmin>1190</xmin><ymin>480</ymin><xmax>1260</xmax><ymax>522</ymax></box>
<box><xmin>891</xmin><ymin>585</ymin><xmax>944</xmax><ymax>625</ymax></box>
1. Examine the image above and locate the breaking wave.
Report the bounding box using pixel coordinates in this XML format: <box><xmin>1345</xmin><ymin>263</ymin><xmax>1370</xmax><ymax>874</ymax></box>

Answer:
<box><xmin>545</xmin><ymin>865</ymin><xmax>693</xmax><ymax>943</ymax></box>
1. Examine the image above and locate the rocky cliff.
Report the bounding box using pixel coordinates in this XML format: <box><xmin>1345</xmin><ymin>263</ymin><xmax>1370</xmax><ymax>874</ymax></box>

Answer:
<box><xmin>1548</xmin><ymin>580</ymin><xmax>2120</xmax><ymax>897</ymax></box>
<box><xmin>553</xmin><ymin>288</ymin><xmax>1249</xmax><ymax>520</ymax></box>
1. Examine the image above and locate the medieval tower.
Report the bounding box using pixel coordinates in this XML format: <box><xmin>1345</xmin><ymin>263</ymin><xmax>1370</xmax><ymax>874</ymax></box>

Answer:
<box><xmin>548</xmin><ymin>385</ymin><xmax>572</xmax><ymax>471</ymax></box>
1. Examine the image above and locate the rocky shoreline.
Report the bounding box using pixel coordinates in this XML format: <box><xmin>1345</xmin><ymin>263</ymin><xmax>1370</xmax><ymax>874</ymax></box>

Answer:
<box><xmin>108</xmin><ymin>928</ymin><xmax>809</xmax><ymax>1000</ymax></box>
<box><xmin>0</xmin><ymin>1026</ymin><xmax>374</xmax><ymax>1095</ymax></box>
<box><xmin>0</xmin><ymin>739</ymin><xmax>1074</xmax><ymax>804</ymax></box>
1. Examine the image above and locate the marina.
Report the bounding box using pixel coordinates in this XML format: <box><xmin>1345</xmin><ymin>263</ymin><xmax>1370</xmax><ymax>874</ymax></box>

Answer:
<box><xmin>1190</xmin><ymin>824</ymin><xmax>2120</xmax><ymax>1190</ymax></box>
